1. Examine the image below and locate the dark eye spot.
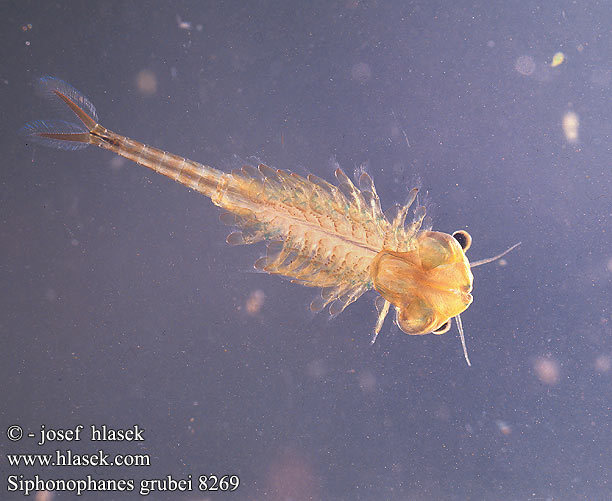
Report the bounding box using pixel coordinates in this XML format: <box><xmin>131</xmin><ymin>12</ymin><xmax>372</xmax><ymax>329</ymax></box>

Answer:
<box><xmin>452</xmin><ymin>230</ymin><xmax>472</xmax><ymax>252</ymax></box>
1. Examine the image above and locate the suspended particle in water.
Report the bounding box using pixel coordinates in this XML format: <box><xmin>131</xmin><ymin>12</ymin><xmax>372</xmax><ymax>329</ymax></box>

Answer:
<box><xmin>35</xmin><ymin>490</ymin><xmax>53</xmax><ymax>501</ymax></box>
<box><xmin>562</xmin><ymin>111</ymin><xmax>579</xmax><ymax>143</ymax></box>
<box><xmin>551</xmin><ymin>52</ymin><xmax>565</xmax><ymax>67</ymax></box>
<box><xmin>246</xmin><ymin>289</ymin><xmax>265</xmax><ymax>315</ymax></box>
<box><xmin>110</xmin><ymin>156</ymin><xmax>126</xmax><ymax>171</ymax></box>
<box><xmin>34</xmin><ymin>490</ymin><xmax>55</xmax><ymax>501</ymax></box>
<box><xmin>176</xmin><ymin>15</ymin><xmax>192</xmax><ymax>30</ymax></box>
<box><xmin>135</xmin><ymin>70</ymin><xmax>158</xmax><ymax>96</ymax></box>
<box><xmin>533</xmin><ymin>357</ymin><xmax>560</xmax><ymax>385</ymax></box>
<box><xmin>515</xmin><ymin>55</ymin><xmax>536</xmax><ymax>76</ymax></box>
<box><xmin>266</xmin><ymin>450</ymin><xmax>319</xmax><ymax>501</ymax></box>
<box><xmin>595</xmin><ymin>355</ymin><xmax>611</xmax><ymax>372</ymax></box>
<box><xmin>495</xmin><ymin>420</ymin><xmax>512</xmax><ymax>435</ymax></box>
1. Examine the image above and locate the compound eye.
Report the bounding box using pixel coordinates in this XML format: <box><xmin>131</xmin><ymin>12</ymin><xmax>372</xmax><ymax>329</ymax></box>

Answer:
<box><xmin>452</xmin><ymin>230</ymin><xmax>472</xmax><ymax>252</ymax></box>
<box><xmin>432</xmin><ymin>319</ymin><xmax>452</xmax><ymax>335</ymax></box>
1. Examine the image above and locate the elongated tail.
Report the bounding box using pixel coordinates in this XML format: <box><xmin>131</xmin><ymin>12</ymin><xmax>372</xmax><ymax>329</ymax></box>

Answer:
<box><xmin>21</xmin><ymin>77</ymin><xmax>407</xmax><ymax>316</ymax></box>
<box><xmin>20</xmin><ymin>76</ymin><xmax>224</xmax><ymax>198</ymax></box>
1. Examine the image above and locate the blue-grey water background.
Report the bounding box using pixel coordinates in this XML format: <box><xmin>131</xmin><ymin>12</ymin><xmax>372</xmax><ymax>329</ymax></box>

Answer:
<box><xmin>2</xmin><ymin>1</ymin><xmax>611</xmax><ymax>500</ymax></box>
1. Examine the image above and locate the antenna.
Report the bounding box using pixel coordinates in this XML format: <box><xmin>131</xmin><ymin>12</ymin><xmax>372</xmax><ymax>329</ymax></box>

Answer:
<box><xmin>454</xmin><ymin>314</ymin><xmax>471</xmax><ymax>366</ymax></box>
<box><xmin>470</xmin><ymin>242</ymin><xmax>521</xmax><ymax>268</ymax></box>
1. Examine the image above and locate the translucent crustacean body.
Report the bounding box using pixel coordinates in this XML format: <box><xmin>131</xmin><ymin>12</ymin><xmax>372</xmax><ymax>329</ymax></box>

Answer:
<box><xmin>21</xmin><ymin>76</ymin><xmax>519</xmax><ymax>365</ymax></box>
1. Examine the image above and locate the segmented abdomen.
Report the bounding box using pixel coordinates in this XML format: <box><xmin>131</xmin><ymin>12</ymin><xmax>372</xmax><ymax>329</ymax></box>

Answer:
<box><xmin>209</xmin><ymin>163</ymin><xmax>422</xmax><ymax>314</ymax></box>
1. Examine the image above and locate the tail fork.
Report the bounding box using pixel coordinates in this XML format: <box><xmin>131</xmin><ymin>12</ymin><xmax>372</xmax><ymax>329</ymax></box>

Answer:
<box><xmin>20</xmin><ymin>76</ymin><xmax>99</xmax><ymax>150</ymax></box>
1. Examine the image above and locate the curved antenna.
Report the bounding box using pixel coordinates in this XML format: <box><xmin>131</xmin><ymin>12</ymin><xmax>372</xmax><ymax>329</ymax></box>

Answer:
<box><xmin>454</xmin><ymin>314</ymin><xmax>471</xmax><ymax>366</ymax></box>
<box><xmin>470</xmin><ymin>242</ymin><xmax>521</xmax><ymax>268</ymax></box>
